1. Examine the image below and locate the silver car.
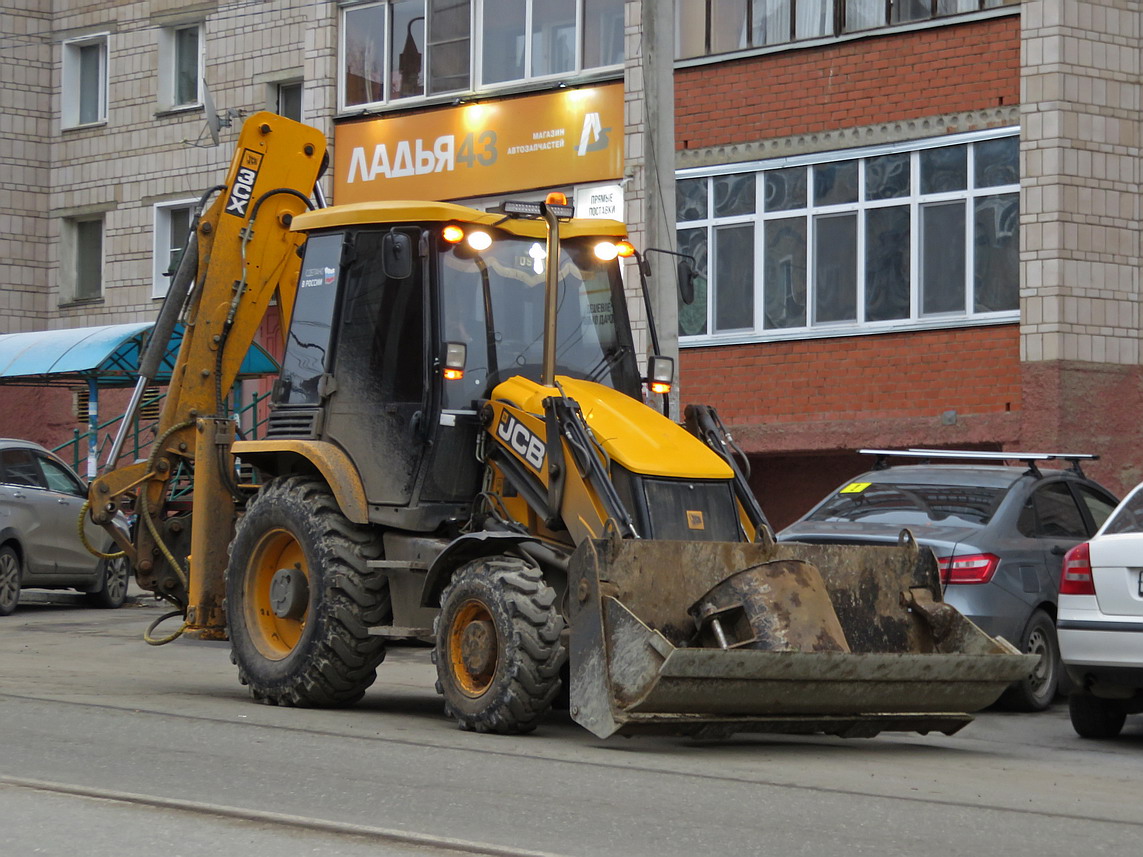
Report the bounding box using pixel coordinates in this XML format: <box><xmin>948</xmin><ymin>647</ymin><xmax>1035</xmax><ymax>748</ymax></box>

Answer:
<box><xmin>778</xmin><ymin>450</ymin><xmax>1118</xmax><ymax>712</ymax></box>
<box><xmin>0</xmin><ymin>438</ymin><xmax>129</xmax><ymax>615</ymax></box>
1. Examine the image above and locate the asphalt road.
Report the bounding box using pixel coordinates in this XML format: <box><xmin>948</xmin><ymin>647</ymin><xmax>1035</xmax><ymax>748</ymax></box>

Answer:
<box><xmin>2</xmin><ymin>589</ymin><xmax>1141</xmax><ymax>857</ymax></box>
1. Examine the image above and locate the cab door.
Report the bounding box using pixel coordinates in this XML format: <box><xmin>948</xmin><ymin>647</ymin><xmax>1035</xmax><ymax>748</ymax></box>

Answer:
<box><xmin>323</xmin><ymin>228</ymin><xmax>429</xmax><ymax>506</ymax></box>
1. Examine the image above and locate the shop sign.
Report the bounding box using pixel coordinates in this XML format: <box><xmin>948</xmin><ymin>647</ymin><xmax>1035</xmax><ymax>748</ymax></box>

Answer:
<box><xmin>333</xmin><ymin>83</ymin><xmax>623</xmax><ymax>203</ymax></box>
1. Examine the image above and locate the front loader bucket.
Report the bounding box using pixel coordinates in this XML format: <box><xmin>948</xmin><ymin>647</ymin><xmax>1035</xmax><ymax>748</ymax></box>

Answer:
<box><xmin>566</xmin><ymin>536</ymin><xmax>1036</xmax><ymax>739</ymax></box>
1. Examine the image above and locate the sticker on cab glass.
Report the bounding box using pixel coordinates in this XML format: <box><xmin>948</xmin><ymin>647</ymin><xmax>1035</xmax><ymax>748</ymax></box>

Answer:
<box><xmin>840</xmin><ymin>482</ymin><xmax>871</xmax><ymax>494</ymax></box>
<box><xmin>686</xmin><ymin>510</ymin><xmax>705</xmax><ymax>530</ymax></box>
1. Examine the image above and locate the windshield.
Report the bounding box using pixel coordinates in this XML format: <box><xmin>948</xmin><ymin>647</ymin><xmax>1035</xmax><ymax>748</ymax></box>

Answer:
<box><xmin>1100</xmin><ymin>484</ymin><xmax>1143</xmax><ymax>535</ymax></box>
<box><xmin>807</xmin><ymin>482</ymin><xmax>1007</xmax><ymax>528</ymax></box>
<box><xmin>438</xmin><ymin>234</ymin><xmax>639</xmax><ymax>408</ymax></box>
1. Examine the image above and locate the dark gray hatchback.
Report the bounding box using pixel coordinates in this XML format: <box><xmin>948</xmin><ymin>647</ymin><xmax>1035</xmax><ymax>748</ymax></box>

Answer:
<box><xmin>778</xmin><ymin>450</ymin><xmax>1119</xmax><ymax>711</ymax></box>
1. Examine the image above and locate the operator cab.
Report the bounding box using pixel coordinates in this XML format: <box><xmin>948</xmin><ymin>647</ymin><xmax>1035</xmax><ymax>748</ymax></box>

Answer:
<box><xmin>269</xmin><ymin>202</ymin><xmax>640</xmax><ymax>530</ymax></box>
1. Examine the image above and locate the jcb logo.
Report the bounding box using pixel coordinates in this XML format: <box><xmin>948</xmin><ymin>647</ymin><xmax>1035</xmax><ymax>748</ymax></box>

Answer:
<box><xmin>496</xmin><ymin>412</ymin><xmax>545</xmax><ymax>471</ymax></box>
<box><xmin>225</xmin><ymin>150</ymin><xmax>263</xmax><ymax>218</ymax></box>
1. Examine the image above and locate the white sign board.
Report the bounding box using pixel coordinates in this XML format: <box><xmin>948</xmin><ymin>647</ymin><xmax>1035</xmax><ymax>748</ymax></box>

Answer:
<box><xmin>574</xmin><ymin>184</ymin><xmax>624</xmax><ymax>222</ymax></box>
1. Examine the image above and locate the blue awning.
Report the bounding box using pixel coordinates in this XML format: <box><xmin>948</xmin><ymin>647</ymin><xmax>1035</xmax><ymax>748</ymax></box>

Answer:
<box><xmin>0</xmin><ymin>322</ymin><xmax>279</xmax><ymax>387</ymax></box>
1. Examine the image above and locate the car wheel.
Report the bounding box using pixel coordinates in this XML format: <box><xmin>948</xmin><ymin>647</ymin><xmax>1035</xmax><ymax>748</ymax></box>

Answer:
<box><xmin>1068</xmin><ymin>691</ymin><xmax>1127</xmax><ymax>739</ymax></box>
<box><xmin>86</xmin><ymin>554</ymin><xmax>130</xmax><ymax>609</ymax></box>
<box><xmin>0</xmin><ymin>545</ymin><xmax>20</xmax><ymax>616</ymax></box>
<box><xmin>998</xmin><ymin>609</ymin><xmax>1060</xmax><ymax>712</ymax></box>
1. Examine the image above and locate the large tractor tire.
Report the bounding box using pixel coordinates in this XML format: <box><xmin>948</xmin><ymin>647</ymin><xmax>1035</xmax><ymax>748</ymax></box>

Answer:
<box><xmin>432</xmin><ymin>557</ymin><xmax>565</xmax><ymax>734</ymax></box>
<box><xmin>226</xmin><ymin>475</ymin><xmax>389</xmax><ymax>707</ymax></box>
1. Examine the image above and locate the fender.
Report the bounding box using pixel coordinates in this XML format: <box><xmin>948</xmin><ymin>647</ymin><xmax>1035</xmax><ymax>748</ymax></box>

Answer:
<box><xmin>420</xmin><ymin>531</ymin><xmax>547</xmax><ymax>608</ymax></box>
<box><xmin>231</xmin><ymin>439</ymin><xmax>369</xmax><ymax>524</ymax></box>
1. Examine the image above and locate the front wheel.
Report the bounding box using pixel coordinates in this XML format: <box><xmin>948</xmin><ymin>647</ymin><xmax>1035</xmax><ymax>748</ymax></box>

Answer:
<box><xmin>226</xmin><ymin>476</ymin><xmax>389</xmax><ymax>707</ymax></box>
<box><xmin>0</xmin><ymin>546</ymin><xmax>20</xmax><ymax>616</ymax></box>
<box><xmin>999</xmin><ymin>609</ymin><xmax>1060</xmax><ymax>712</ymax></box>
<box><xmin>432</xmin><ymin>557</ymin><xmax>565</xmax><ymax>734</ymax></box>
<box><xmin>1069</xmin><ymin>691</ymin><xmax>1127</xmax><ymax>739</ymax></box>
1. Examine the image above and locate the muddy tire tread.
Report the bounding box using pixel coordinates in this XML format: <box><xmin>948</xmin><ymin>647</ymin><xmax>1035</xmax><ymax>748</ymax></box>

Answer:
<box><xmin>227</xmin><ymin>475</ymin><xmax>388</xmax><ymax>708</ymax></box>
<box><xmin>433</xmin><ymin>557</ymin><xmax>564</xmax><ymax>734</ymax></box>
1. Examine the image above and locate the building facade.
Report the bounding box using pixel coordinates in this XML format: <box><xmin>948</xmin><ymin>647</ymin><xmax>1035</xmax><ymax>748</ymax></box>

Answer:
<box><xmin>670</xmin><ymin>0</ymin><xmax>1142</xmax><ymax>526</ymax></box>
<box><xmin>1</xmin><ymin>1</ymin><xmax>1140</xmax><ymax>527</ymax></box>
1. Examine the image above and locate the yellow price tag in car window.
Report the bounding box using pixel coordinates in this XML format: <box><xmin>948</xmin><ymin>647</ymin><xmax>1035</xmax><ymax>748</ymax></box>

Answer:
<box><xmin>840</xmin><ymin>482</ymin><xmax>871</xmax><ymax>494</ymax></box>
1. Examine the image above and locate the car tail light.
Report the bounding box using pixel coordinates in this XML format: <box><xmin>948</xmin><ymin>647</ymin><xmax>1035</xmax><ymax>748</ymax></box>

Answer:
<box><xmin>1060</xmin><ymin>542</ymin><xmax>1096</xmax><ymax>595</ymax></box>
<box><xmin>938</xmin><ymin>553</ymin><xmax>1000</xmax><ymax>585</ymax></box>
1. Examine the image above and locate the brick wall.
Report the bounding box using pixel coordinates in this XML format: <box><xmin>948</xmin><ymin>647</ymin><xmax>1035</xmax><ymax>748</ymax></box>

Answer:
<box><xmin>676</xmin><ymin>17</ymin><xmax>1021</xmax><ymax>151</ymax></box>
<box><xmin>680</xmin><ymin>324</ymin><xmax>1022</xmax><ymax>426</ymax></box>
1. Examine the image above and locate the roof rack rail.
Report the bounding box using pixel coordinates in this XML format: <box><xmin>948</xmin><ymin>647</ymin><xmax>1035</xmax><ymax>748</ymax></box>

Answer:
<box><xmin>859</xmin><ymin>448</ymin><xmax>1098</xmax><ymax>478</ymax></box>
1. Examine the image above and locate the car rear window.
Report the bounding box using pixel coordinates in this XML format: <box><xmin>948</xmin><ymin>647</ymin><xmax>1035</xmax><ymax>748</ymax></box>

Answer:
<box><xmin>1101</xmin><ymin>486</ymin><xmax>1143</xmax><ymax>535</ymax></box>
<box><xmin>807</xmin><ymin>483</ymin><xmax>1007</xmax><ymax>527</ymax></box>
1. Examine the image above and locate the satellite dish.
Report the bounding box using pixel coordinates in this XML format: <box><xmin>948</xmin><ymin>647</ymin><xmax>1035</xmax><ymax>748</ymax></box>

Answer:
<box><xmin>202</xmin><ymin>80</ymin><xmax>221</xmax><ymax>146</ymax></box>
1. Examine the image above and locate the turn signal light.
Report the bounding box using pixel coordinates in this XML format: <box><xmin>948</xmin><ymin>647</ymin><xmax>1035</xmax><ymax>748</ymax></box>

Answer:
<box><xmin>1060</xmin><ymin>542</ymin><xmax>1096</xmax><ymax>595</ymax></box>
<box><xmin>545</xmin><ymin>191</ymin><xmax>568</xmax><ymax>206</ymax></box>
<box><xmin>442</xmin><ymin>225</ymin><xmax>464</xmax><ymax>243</ymax></box>
<box><xmin>615</xmin><ymin>240</ymin><xmax>636</xmax><ymax>257</ymax></box>
<box><xmin>938</xmin><ymin>552</ymin><xmax>1000</xmax><ymax>585</ymax></box>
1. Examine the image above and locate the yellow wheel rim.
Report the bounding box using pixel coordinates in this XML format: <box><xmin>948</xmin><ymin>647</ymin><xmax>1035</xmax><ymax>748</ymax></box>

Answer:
<box><xmin>244</xmin><ymin>528</ymin><xmax>309</xmax><ymax>660</ymax></box>
<box><xmin>448</xmin><ymin>598</ymin><xmax>499</xmax><ymax>697</ymax></box>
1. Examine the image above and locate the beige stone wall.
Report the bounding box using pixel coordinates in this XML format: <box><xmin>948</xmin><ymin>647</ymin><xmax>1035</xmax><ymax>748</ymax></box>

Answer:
<box><xmin>1020</xmin><ymin>0</ymin><xmax>1142</xmax><ymax>365</ymax></box>
<box><xmin>1</xmin><ymin>2</ymin><xmax>54</xmax><ymax>331</ymax></box>
<box><xmin>1</xmin><ymin>0</ymin><xmax>336</xmax><ymax>334</ymax></box>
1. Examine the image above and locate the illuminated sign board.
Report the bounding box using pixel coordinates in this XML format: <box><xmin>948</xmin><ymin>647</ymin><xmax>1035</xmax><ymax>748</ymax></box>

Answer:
<box><xmin>333</xmin><ymin>83</ymin><xmax>623</xmax><ymax>203</ymax></box>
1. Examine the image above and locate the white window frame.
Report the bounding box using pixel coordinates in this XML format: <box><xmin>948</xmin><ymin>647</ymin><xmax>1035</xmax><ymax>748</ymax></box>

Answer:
<box><xmin>475</xmin><ymin>0</ymin><xmax>623</xmax><ymax>90</ymax></box>
<box><xmin>337</xmin><ymin>0</ymin><xmax>624</xmax><ymax>113</ymax></box>
<box><xmin>62</xmin><ymin>33</ymin><xmax>109</xmax><ymax>128</ymax></box>
<box><xmin>158</xmin><ymin>22</ymin><xmax>204</xmax><ymax>110</ymax></box>
<box><xmin>153</xmin><ymin>199</ymin><xmax>197</xmax><ymax>298</ymax></box>
<box><xmin>62</xmin><ymin>215</ymin><xmax>105</xmax><ymax>304</ymax></box>
<box><xmin>677</xmin><ymin>127</ymin><xmax>1021</xmax><ymax>345</ymax></box>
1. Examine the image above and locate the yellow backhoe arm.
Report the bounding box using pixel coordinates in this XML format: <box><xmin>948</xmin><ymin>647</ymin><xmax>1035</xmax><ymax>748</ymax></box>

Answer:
<box><xmin>88</xmin><ymin>113</ymin><xmax>327</xmax><ymax>636</ymax></box>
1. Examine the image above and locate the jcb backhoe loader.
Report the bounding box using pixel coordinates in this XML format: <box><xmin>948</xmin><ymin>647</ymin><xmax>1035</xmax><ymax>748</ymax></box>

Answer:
<box><xmin>88</xmin><ymin>113</ymin><xmax>1034</xmax><ymax>738</ymax></box>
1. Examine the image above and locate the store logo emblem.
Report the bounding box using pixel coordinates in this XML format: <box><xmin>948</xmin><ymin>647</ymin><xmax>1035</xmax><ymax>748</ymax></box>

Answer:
<box><xmin>577</xmin><ymin>113</ymin><xmax>610</xmax><ymax>156</ymax></box>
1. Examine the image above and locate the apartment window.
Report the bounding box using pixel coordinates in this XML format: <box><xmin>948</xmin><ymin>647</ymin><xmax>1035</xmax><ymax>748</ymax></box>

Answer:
<box><xmin>479</xmin><ymin>0</ymin><xmax>623</xmax><ymax>86</ymax></box>
<box><xmin>677</xmin><ymin>131</ymin><xmax>1019</xmax><ymax>341</ymax></box>
<box><xmin>159</xmin><ymin>23</ymin><xmax>203</xmax><ymax>109</ymax></box>
<box><xmin>678</xmin><ymin>0</ymin><xmax>1013</xmax><ymax>57</ymax></box>
<box><xmin>153</xmin><ymin>201</ymin><xmax>196</xmax><ymax>298</ymax></box>
<box><xmin>276</xmin><ymin>80</ymin><xmax>303</xmax><ymax>120</ymax></box>
<box><xmin>341</xmin><ymin>0</ymin><xmax>472</xmax><ymax>110</ymax></box>
<box><xmin>62</xmin><ymin>34</ymin><xmax>108</xmax><ymax>128</ymax></box>
<box><xmin>64</xmin><ymin>216</ymin><xmax>104</xmax><ymax>303</ymax></box>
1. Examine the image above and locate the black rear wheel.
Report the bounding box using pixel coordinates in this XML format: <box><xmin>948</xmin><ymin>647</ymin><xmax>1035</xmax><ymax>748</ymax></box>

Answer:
<box><xmin>86</xmin><ymin>554</ymin><xmax>129</xmax><ymax>609</ymax></box>
<box><xmin>999</xmin><ymin>609</ymin><xmax>1059</xmax><ymax>712</ymax></box>
<box><xmin>432</xmin><ymin>557</ymin><xmax>564</xmax><ymax>734</ymax></box>
<box><xmin>1069</xmin><ymin>691</ymin><xmax>1127</xmax><ymax>739</ymax></box>
<box><xmin>227</xmin><ymin>475</ymin><xmax>389</xmax><ymax>707</ymax></box>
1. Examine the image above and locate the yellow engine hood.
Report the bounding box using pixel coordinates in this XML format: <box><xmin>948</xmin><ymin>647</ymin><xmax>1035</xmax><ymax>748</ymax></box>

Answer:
<box><xmin>490</xmin><ymin>375</ymin><xmax>733</xmax><ymax>480</ymax></box>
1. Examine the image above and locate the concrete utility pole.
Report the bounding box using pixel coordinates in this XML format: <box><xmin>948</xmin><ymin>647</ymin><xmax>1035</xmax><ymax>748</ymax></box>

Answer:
<box><xmin>624</xmin><ymin>0</ymin><xmax>679</xmax><ymax>416</ymax></box>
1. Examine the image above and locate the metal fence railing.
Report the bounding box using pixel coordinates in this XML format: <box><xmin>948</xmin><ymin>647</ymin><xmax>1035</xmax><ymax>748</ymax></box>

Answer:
<box><xmin>53</xmin><ymin>389</ymin><xmax>273</xmax><ymax>476</ymax></box>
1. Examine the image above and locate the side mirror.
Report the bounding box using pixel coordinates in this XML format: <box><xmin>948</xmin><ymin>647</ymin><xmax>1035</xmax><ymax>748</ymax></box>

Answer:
<box><xmin>382</xmin><ymin>231</ymin><xmax>414</xmax><ymax>280</ymax></box>
<box><xmin>677</xmin><ymin>259</ymin><xmax>696</xmax><ymax>305</ymax></box>
<box><xmin>442</xmin><ymin>341</ymin><xmax>467</xmax><ymax>380</ymax></box>
<box><xmin>645</xmin><ymin>354</ymin><xmax>674</xmax><ymax>395</ymax></box>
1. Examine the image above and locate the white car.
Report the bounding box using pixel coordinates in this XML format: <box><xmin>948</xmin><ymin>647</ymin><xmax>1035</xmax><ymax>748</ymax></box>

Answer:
<box><xmin>1058</xmin><ymin>482</ymin><xmax>1143</xmax><ymax>738</ymax></box>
